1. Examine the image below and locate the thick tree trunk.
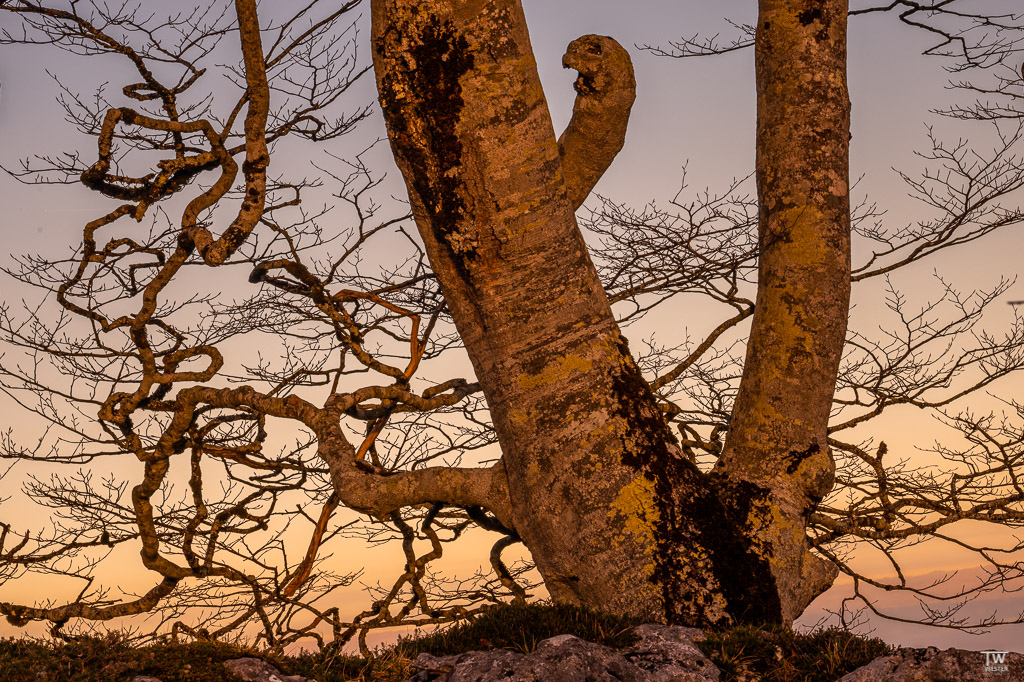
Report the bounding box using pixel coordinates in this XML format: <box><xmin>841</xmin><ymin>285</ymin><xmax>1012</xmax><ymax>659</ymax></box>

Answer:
<box><xmin>370</xmin><ymin>0</ymin><xmax>850</xmax><ymax>627</ymax></box>
<box><xmin>371</xmin><ymin>0</ymin><xmax>663</xmax><ymax>621</ymax></box>
<box><xmin>715</xmin><ymin>0</ymin><xmax>851</xmax><ymax>621</ymax></box>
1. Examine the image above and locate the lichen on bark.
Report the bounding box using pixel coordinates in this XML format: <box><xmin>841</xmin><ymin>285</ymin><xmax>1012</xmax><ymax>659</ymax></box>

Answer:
<box><xmin>607</xmin><ymin>334</ymin><xmax>783</xmax><ymax>626</ymax></box>
<box><xmin>369</xmin><ymin>0</ymin><xmax>852</xmax><ymax>630</ymax></box>
<box><xmin>375</xmin><ymin>10</ymin><xmax>477</xmax><ymax>272</ymax></box>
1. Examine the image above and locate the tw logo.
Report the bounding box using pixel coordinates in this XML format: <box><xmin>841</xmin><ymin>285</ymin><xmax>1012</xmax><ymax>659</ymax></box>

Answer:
<box><xmin>982</xmin><ymin>650</ymin><xmax>1009</xmax><ymax>672</ymax></box>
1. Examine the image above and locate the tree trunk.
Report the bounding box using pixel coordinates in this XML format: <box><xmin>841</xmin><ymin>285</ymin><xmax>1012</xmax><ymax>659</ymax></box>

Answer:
<box><xmin>714</xmin><ymin>0</ymin><xmax>851</xmax><ymax>621</ymax></box>
<box><xmin>369</xmin><ymin>0</ymin><xmax>850</xmax><ymax>626</ymax></box>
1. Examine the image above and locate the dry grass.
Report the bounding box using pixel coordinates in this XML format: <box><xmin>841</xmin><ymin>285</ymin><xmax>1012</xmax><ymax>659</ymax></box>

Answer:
<box><xmin>0</xmin><ymin>604</ymin><xmax>890</xmax><ymax>681</ymax></box>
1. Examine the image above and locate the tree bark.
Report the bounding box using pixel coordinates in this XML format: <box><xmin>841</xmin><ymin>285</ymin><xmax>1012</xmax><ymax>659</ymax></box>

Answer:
<box><xmin>715</xmin><ymin>0</ymin><xmax>851</xmax><ymax>621</ymax></box>
<box><xmin>557</xmin><ymin>34</ymin><xmax>636</xmax><ymax>209</ymax></box>
<box><xmin>371</xmin><ymin>0</ymin><xmax>660</xmax><ymax>621</ymax></box>
<box><xmin>369</xmin><ymin>0</ymin><xmax>850</xmax><ymax>626</ymax></box>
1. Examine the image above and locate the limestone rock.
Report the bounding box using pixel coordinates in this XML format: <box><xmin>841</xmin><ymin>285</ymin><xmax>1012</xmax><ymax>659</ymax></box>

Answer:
<box><xmin>405</xmin><ymin>625</ymin><xmax>719</xmax><ymax>682</ymax></box>
<box><xmin>223</xmin><ymin>656</ymin><xmax>311</xmax><ymax>682</ymax></box>
<box><xmin>626</xmin><ymin>624</ymin><xmax>718</xmax><ymax>681</ymax></box>
<box><xmin>838</xmin><ymin>646</ymin><xmax>1023</xmax><ymax>681</ymax></box>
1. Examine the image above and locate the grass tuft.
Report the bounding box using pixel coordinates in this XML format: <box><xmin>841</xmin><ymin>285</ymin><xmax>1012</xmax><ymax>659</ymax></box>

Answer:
<box><xmin>0</xmin><ymin>633</ymin><xmax>252</xmax><ymax>681</ymax></box>
<box><xmin>285</xmin><ymin>601</ymin><xmax>643</xmax><ymax>681</ymax></box>
<box><xmin>697</xmin><ymin>622</ymin><xmax>892</xmax><ymax>682</ymax></box>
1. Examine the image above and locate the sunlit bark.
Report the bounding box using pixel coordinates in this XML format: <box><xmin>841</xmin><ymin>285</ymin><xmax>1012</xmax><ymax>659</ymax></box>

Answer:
<box><xmin>714</xmin><ymin>0</ymin><xmax>851</xmax><ymax>621</ymax></box>
<box><xmin>370</xmin><ymin>0</ymin><xmax>851</xmax><ymax>625</ymax></box>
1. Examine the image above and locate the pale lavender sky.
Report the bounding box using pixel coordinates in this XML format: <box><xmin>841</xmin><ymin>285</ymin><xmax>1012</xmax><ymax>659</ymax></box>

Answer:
<box><xmin>0</xmin><ymin>0</ymin><xmax>1022</xmax><ymax>653</ymax></box>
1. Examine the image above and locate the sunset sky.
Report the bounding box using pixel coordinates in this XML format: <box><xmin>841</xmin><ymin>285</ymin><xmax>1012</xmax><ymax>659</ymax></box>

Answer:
<box><xmin>0</xmin><ymin>0</ymin><xmax>1022</xmax><ymax>654</ymax></box>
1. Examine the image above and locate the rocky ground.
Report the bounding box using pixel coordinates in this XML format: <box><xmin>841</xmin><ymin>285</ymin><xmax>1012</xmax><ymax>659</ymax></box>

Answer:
<box><xmin>123</xmin><ymin>625</ymin><xmax>1022</xmax><ymax>682</ymax></box>
<box><xmin>399</xmin><ymin>626</ymin><xmax>1023</xmax><ymax>682</ymax></box>
<box><xmin>4</xmin><ymin>602</ymin><xmax>1017</xmax><ymax>681</ymax></box>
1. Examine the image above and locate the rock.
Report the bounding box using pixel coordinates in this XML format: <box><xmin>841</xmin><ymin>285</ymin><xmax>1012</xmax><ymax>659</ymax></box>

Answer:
<box><xmin>405</xmin><ymin>625</ymin><xmax>720</xmax><ymax>682</ymax></box>
<box><xmin>132</xmin><ymin>677</ymin><xmax>164</xmax><ymax>682</ymax></box>
<box><xmin>407</xmin><ymin>636</ymin><xmax>642</xmax><ymax>682</ymax></box>
<box><xmin>223</xmin><ymin>657</ymin><xmax>311</xmax><ymax>682</ymax></box>
<box><xmin>838</xmin><ymin>646</ymin><xmax>1024</xmax><ymax>681</ymax></box>
<box><xmin>626</xmin><ymin>624</ymin><xmax>719</xmax><ymax>681</ymax></box>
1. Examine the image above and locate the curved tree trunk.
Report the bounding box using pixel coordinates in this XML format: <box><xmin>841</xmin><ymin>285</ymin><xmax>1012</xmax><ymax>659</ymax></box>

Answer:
<box><xmin>369</xmin><ymin>0</ymin><xmax>850</xmax><ymax>627</ymax></box>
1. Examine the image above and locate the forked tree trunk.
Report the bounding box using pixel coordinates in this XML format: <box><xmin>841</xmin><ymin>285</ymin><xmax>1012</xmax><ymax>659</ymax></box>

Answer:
<box><xmin>370</xmin><ymin>0</ymin><xmax>850</xmax><ymax>626</ymax></box>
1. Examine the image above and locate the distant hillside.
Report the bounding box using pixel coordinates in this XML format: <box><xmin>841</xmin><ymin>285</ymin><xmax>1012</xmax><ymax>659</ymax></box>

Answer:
<box><xmin>797</xmin><ymin>566</ymin><xmax>1024</xmax><ymax>653</ymax></box>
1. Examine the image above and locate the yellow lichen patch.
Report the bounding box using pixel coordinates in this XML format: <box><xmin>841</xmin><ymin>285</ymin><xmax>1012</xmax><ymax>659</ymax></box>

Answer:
<box><xmin>610</xmin><ymin>475</ymin><xmax>659</xmax><ymax>556</ymax></box>
<box><xmin>508</xmin><ymin>408</ymin><xmax>530</xmax><ymax>427</ymax></box>
<box><xmin>518</xmin><ymin>352</ymin><xmax>594</xmax><ymax>391</ymax></box>
<box><xmin>525</xmin><ymin>459</ymin><xmax>542</xmax><ymax>486</ymax></box>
